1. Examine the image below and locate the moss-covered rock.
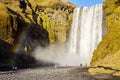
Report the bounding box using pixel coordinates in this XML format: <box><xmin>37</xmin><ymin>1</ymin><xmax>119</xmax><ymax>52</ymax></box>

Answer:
<box><xmin>90</xmin><ymin>0</ymin><xmax>120</xmax><ymax>75</ymax></box>
<box><xmin>2</xmin><ymin>0</ymin><xmax>75</xmax><ymax>44</ymax></box>
<box><xmin>0</xmin><ymin>3</ymin><xmax>14</xmax><ymax>44</ymax></box>
<box><xmin>36</xmin><ymin>2</ymin><xmax>75</xmax><ymax>44</ymax></box>
<box><xmin>0</xmin><ymin>0</ymin><xmax>75</xmax><ymax>53</ymax></box>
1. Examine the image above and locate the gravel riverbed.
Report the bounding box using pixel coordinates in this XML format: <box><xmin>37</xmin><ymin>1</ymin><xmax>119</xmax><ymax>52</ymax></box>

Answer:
<box><xmin>0</xmin><ymin>67</ymin><xmax>120</xmax><ymax>80</ymax></box>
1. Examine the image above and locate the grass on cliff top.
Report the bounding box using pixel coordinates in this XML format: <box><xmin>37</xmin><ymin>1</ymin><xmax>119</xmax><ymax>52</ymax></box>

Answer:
<box><xmin>29</xmin><ymin>0</ymin><xmax>76</xmax><ymax>8</ymax></box>
<box><xmin>29</xmin><ymin>0</ymin><xmax>61</xmax><ymax>6</ymax></box>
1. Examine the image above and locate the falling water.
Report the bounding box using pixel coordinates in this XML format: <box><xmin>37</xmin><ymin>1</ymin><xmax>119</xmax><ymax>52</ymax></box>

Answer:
<box><xmin>32</xmin><ymin>4</ymin><xmax>105</xmax><ymax>67</ymax></box>
<box><xmin>68</xmin><ymin>4</ymin><xmax>103</xmax><ymax>66</ymax></box>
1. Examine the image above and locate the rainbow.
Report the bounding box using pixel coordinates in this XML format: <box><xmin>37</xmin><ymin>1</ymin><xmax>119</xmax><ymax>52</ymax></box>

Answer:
<box><xmin>12</xmin><ymin>27</ymin><xmax>28</xmax><ymax>54</ymax></box>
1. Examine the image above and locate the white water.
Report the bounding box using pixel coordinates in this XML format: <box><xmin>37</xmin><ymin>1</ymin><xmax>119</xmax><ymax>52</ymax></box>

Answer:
<box><xmin>33</xmin><ymin>4</ymin><xmax>104</xmax><ymax>67</ymax></box>
<box><xmin>68</xmin><ymin>4</ymin><xmax>103</xmax><ymax>66</ymax></box>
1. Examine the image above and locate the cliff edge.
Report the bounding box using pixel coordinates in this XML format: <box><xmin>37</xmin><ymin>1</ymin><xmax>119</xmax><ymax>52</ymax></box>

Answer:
<box><xmin>90</xmin><ymin>0</ymin><xmax>120</xmax><ymax>76</ymax></box>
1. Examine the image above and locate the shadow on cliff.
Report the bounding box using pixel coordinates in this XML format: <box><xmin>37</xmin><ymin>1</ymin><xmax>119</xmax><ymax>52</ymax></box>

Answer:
<box><xmin>0</xmin><ymin>39</ymin><xmax>53</xmax><ymax>71</ymax></box>
<box><xmin>21</xmin><ymin>0</ymin><xmax>50</xmax><ymax>52</ymax></box>
<box><xmin>0</xmin><ymin>39</ymin><xmax>36</xmax><ymax>71</ymax></box>
<box><xmin>6</xmin><ymin>3</ymin><xmax>49</xmax><ymax>52</ymax></box>
<box><xmin>0</xmin><ymin>2</ymin><xmax>54</xmax><ymax>71</ymax></box>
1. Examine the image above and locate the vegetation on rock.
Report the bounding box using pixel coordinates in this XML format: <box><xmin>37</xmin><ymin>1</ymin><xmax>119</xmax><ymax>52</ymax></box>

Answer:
<box><xmin>36</xmin><ymin>4</ymin><xmax>74</xmax><ymax>43</ymax></box>
<box><xmin>0</xmin><ymin>3</ymin><xmax>14</xmax><ymax>44</ymax></box>
<box><xmin>90</xmin><ymin>0</ymin><xmax>120</xmax><ymax>76</ymax></box>
<box><xmin>0</xmin><ymin>0</ymin><xmax>75</xmax><ymax>67</ymax></box>
<box><xmin>0</xmin><ymin>0</ymin><xmax>75</xmax><ymax>48</ymax></box>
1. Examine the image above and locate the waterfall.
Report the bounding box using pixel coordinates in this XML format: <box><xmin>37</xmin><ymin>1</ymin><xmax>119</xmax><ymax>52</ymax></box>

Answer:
<box><xmin>32</xmin><ymin>4</ymin><xmax>104</xmax><ymax>67</ymax></box>
<box><xmin>68</xmin><ymin>4</ymin><xmax>103</xmax><ymax>66</ymax></box>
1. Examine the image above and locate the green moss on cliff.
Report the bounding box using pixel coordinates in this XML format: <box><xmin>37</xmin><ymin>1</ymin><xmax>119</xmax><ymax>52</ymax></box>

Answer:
<box><xmin>36</xmin><ymin>2</ymin><xmax>75</xmax><ymax>44</ymax></box>
<box><xmin>91</xmin><ymin>0</ymin><xmax>120</xmax><ymax>64</ymax></box>
<box><xmin>0</xmin><ymin>3</ymin><xmax>14</xmax><ymax>44</ymax></box>
<box><xmin>90</xmin><ymin>0</ymin><xmax>120</xmax><ymax>75</ymax></box>
<box><xmin>0</xmin><ymin>0</ymin><xmax>75</xmax><ymax>45</ymax></box>
<box><xmin>29</xmin><ymin>0</ymin><xmax>60</xmax><ymax>6</ymax></box>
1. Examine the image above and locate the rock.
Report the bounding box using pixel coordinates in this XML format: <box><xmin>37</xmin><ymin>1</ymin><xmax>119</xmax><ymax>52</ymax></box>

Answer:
<box><xmin>0</xmin><ymin>3</ymin><xmax>14</xmax><ymax>44</ymax></box>
<box><xmin>0</xmin><ymin>0</ymin><xmax>75</xmax><ymax>67</ymax></box>
<box><xmin>91</xmin><ymin>0</ymin><xmax>120</xmax><ymax>74</ymax></box>
<box><xmin>0</xmin><ymin>0</ymin><xmax>75</xmax><ymax>46</ymax></box>
<box><xmin>26</xmin><ymin>23</ymin><xmax>49</xmax><ymax>53</ymax></box>
<box><xmin>36</xmin><ymin>2</ymin><xmax>75</xmax><ymax>44</ymax></box>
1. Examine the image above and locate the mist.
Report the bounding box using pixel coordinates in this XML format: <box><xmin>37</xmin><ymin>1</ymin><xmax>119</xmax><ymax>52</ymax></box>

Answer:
<box><xmin>31</xmin><ymin>4</ymin><xmax>103</xmax><ymax>67</ymax></box>
<box><xmin>32</xmin><ymin>43</ymin><xmax>81</xmax><ymax>66</ymax></box>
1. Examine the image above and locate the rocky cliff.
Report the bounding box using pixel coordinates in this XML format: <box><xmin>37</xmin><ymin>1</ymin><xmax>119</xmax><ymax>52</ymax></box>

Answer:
<box><xmin>35</xmin><ymin>2</ymin><xmax>75</xmax><ymax>43</ymax></box>
<box><xmin>0</xmin><ymin>0</ymin><xmax>75</xmax><ymax>67</ymax></box>
<box><xmin>0</xmin><ymin>0</ymin><xmax>75</xmax><ymax>51</ymax></box>
<box><xmin>0</xmin><ymin>3</ymin><xmax>14</xmax><ymax>44</ymax></box>
<box><xmin>90</xmin><ymin>0</ymin><xmax>120</xmax><ymax>76</ymax></box>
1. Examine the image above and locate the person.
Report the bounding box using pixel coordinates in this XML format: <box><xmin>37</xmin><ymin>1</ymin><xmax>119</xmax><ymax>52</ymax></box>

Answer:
<box><xmin>12</xmin><ymin>66</ymin><xmax>18</xmax><ymax>71</ymax></box>
<box><xmin>54</xmin><ymin>65</ymin><xmax>57</xmax><ymax>69</ymax></box>
<box><xmin>80</xmin><ymin>64</ymin><xmax>82</xmax><ymax>67</ymax></box>
<box><xmin>19</xmin><ymin>0</ymin><xmax>27</xmax><ymax>13</ymax></box>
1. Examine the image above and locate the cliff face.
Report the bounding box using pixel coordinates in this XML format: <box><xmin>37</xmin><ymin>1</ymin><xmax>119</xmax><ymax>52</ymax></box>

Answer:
<box><xmin>0</xmin><ymin>2</ymin><xmax>28</xmax><ymax>45</ymax></box>
<box><xmin>0</xmin><ymin>3</ymin><xmax>14</xmax><ymax>44</ymax></box>
<box><xmin>0</xmin><ymin>0</ymin><xmax>75</xmax><ymax>67</ymax></box>
<box><xmin>90</xmin><ymin>0</ymin><xmax>120</xmax><ymax>76</ymax></box>
<box><xmin>0</xmin><ymin>0</ymin><xmax>75</xmax><ymax>52</ymax></box>
<box><xmin>36</xmin><ymin>2</ymin><xmax>74</xmax><ymax>43</ymax></box>
<box><xmin>0</xmin><ymin>0</ymin><xmax>75</xmax><ymax>45</ymax></box>
<box><xmin>29</xmin><ymin>0</ymin><xmax>75</xmax><ymax>44</ymax></box>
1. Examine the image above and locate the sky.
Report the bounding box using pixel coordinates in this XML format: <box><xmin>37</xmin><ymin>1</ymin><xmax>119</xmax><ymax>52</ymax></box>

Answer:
<box><xmin>69</xmin><ymin>0</ymin><xmax>104</xmax><ymax>7</ymax></box>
